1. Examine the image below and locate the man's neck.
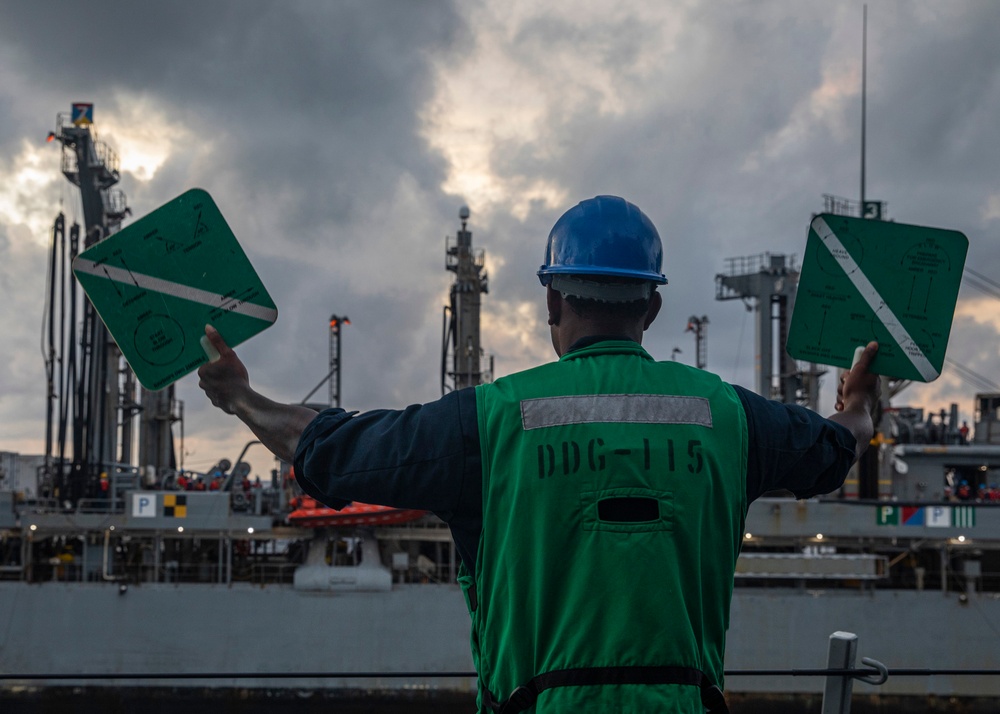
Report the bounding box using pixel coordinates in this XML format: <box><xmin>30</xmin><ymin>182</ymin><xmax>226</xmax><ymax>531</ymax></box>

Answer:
<box><xmin>565</xmin><ymin>334</ymin><xmax>636</xmax><ymax>353</ymax></box>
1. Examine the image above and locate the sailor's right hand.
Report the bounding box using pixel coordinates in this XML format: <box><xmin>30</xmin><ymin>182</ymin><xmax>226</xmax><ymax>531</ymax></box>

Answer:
<box><xmin>197</xmin><ymin>324</ymin><xmax>250</xmax><ymax>416</ymax></box>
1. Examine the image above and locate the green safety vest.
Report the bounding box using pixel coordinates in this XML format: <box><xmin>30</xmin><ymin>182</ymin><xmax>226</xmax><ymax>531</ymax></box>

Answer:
<box><xmin>460</xmin><ymin>341</ymin><xmax>748</xmax><ymax>713</ymax></box>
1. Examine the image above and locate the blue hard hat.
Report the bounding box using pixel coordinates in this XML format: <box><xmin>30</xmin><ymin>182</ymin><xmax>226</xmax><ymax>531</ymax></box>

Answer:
<box><xmin>538</xmin><ymin>196</ymin><xmax>667</xmax><ymax>286</ymax></box>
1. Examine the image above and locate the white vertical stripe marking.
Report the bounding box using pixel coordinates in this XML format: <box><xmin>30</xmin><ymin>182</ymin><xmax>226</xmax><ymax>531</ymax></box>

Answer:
<box><xmin>812</xmin><ymin>216</ymin><xmax>938</xmax><ymax>381</ymax></box>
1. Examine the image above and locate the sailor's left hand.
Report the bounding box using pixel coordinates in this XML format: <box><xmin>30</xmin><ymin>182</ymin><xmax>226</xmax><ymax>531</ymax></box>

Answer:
<box><xmin>836</xmin><ymin>341</ymin><xmax>880</xmax><ymax>415</ymax></box>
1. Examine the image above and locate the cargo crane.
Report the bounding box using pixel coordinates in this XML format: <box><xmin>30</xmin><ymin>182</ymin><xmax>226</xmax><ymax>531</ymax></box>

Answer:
<box><xmin>441</xmin><ymin>206</ymin><xmax>491</xmax><ymax>393</ymax></box>
<box><xmin>715</xmin><ymin>254</ymin><xmax>823</xmax><ymax>409</ymax></box>
<box><xmin>43</xmin><ymin>104</ymin><xmax>179</xmax><ymax>504</ymax></box>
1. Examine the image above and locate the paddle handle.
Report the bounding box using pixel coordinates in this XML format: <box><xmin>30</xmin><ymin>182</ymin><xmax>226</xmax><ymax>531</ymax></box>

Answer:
<box><xmin>201</xmin><ymin>334</ymin><xmax>221</xmax><ymax>363</ymax></box>
<box><xmin>851</xmin><ymin>345</ymin><xmax>865</xmax><ymax>370</ymax></box>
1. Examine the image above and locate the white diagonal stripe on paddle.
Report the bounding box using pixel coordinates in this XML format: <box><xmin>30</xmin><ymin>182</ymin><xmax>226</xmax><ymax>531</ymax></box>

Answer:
<box><xmin>73</xmin><ymin>259</ymin><xmax>278</xmax><ymax>323</ymax></box>
<box><xmin>811</xmin><ymin>216</ymin><xmax>937</xmax><ymax>381</ymax></box>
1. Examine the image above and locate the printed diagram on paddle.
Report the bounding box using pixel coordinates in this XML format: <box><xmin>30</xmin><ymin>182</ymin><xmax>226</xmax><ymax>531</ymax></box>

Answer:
<box><xmin>73</xmin><ymin>189</ymin><xmax>277</xmax><ymax>391</ymax></box>
<box><xmin>134</xmin><ymin>315</ymin><xmax>184</xmax><ymax>366</ymax></box>
<box><xmin>787</xmin><ymin>214</ymin><xmax>968</xmax><ymax>382</ymax></box>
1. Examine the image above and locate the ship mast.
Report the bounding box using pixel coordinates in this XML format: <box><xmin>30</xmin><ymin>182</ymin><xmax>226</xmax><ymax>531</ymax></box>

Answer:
<box><xmin>45</xmin><ymin>104</ymin><xmax>177</xmax><ymax>503</ymax></box>
<box><xmin>860</xmin><ymin>4</ymin><xmax>868</xmax><ymax>215</ymax></box>
<box><xmin>442</xmin><ymin>206</ymin><xmax>491</xmax><ymax>393</ymax></box>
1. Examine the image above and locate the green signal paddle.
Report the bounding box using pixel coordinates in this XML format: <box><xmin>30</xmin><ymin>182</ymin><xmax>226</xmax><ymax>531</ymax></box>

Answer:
<box><xmin>72</xmin><ymin>188</ymin><xmax>277</xmax><ymax>391</ymax></box>
<box><xmin>787</xmin><ymin>213</ymin><xmax>968</xmax><ymax>382</ymax></box>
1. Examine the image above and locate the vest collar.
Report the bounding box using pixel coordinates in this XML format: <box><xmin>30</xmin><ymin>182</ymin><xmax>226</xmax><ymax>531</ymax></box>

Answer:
<box><xmin>560</xmin><ymin>337</ymin><xmax>653</xmax><ymax>362</ymax></box>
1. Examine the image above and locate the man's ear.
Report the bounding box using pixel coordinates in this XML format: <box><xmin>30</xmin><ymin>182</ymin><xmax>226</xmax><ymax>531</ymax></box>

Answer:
<box><xmin>546</xmin><ymin>285</ymin><xmax>562</xmax><ymax>326</ymax></box>
<box><xmin>643</xmin><ymin>290</ymin><xmax>662</xmax><ymax>331</ymax></box>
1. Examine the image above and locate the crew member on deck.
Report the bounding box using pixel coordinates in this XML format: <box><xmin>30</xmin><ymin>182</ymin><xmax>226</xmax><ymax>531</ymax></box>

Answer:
<box><xmin>198</xmin><ymin>196</ymin><xmax>879</xmax><ymax>713</ymax></box>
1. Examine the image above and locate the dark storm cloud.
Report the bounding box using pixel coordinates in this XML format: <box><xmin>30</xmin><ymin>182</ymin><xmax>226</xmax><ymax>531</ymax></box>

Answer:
<box><xmin>474</xmin><ymin>2</ymin><xmax>1000</xmax><ymax>407</ymax></box>
<box><xmin>870</xmin><ymin>2</ymin><xmax>1000</xmax><ymax>166</ymax></box>
<box><xmin>478</xmin><ymin>3</ymin><xmax>844</xmax><ymax>386</ymax></box>
<box><xmin>864</xmin><ymin>2</ymin><xmax>1000</xmax><ymax>241</ymax></box>
<box><xmin>2</xmin><ymin>0</ymin><xmax>999</xmax><ymax>467</ymax></box>
<box><xmin>851</xmin><ymin>1</ymin><xmax>1000</xmax><ymax>413</ymax></box>
<box><xmin>0</xmin><ymin>0</ymin><xmax>470</xmax><ymax>467</ymax></box>
<box><xmin>0</xmin><ymin>1</ymin><xmax>462</xmax><ymax>223</ymax></box>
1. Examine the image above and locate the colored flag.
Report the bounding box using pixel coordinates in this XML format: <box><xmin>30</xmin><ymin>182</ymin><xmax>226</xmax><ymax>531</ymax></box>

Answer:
<box><xmin>953</xmin><ymin>506</ymin><xmax>976</xmax><ymax>528</ymax></box>
<box><xmin>72</xmin><ymin>103</ymin><xmax>93</xmax><ymax>126</ymax></box>
<box><xmin>902</xmin><ymin>507</ymin><xmax>925</xmax><ymax>526</ymax></box>
<box><xmin>877</xmin><ymin>505</ymin><xmax>899</xmax><ymax>525</ymax></box>
<box><xmin>926</xmin><ymin>506</ymin><xmax>951</xmax><ymax>527</ymax></box>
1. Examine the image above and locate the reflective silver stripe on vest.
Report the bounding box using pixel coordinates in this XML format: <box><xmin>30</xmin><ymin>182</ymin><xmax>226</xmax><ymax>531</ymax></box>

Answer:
<box><xmin>520</xmin><ymin>394</ymin><xmax>712</xmax><ymax>431</ymax></box>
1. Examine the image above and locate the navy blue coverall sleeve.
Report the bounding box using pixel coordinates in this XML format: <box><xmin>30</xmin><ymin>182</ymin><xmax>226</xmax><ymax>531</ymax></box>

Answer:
<box><xmin>293</xmin><ymin>387</ymin><xmax>483</xmax><ymax>570</ymax></box>
<box><xmin>293</xmin><ymin>383</ymin><xmax>857</xmax><ymax>571</ymax></box>
<box><xmin>733</xmin><ymin>385</ymin><xmax>859</xmax><ymax>503</ymax></box>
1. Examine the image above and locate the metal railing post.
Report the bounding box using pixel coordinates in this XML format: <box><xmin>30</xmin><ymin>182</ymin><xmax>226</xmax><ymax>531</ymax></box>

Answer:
<box><xmin>822</xmin><ymin>631</ymin><xmax>858</xmax><ymax>714</ymax></box>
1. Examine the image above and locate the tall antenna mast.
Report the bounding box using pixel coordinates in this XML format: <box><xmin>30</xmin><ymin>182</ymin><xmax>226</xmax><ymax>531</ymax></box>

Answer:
<box><xmin>860</xmin><ymin>4</ymin><xmax>868</xmax><ymax>212</ymax></box>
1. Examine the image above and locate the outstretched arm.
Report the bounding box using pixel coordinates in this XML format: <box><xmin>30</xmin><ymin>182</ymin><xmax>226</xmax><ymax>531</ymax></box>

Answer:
<box><xmin>828</xmin><ymin>341</ymin><xmax>881</xmax><ymax>461</ymax></box>
<box><xmin>197</xmin><ymin>325</ymin><xmax>318</xmax><ymax>463</ymax></box>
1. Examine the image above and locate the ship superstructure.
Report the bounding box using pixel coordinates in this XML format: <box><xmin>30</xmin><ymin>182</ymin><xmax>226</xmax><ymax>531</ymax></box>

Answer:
<box><xmin>42</xmin><ymin>104</ymin><xmax>178</xmax><ymax>505</ymax></box>
<box><xmin>2</xmin><ymin>106</ymin><xmax>1000</xmax><ymax>711</ymax></box>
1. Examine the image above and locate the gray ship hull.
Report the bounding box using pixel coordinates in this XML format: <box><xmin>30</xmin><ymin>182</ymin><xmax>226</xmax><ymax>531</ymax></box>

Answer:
<box><xmin>2</xmin><ymin>581</ymin><xmax>999</xmax><ymax>699</ymax></box>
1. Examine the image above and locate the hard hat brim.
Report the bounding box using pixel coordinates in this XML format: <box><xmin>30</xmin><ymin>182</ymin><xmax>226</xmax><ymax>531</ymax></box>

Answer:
<box><xmin>538</xmin><ymin>265</ymin><xmax>668</xmax><ymax>286</ymax></box>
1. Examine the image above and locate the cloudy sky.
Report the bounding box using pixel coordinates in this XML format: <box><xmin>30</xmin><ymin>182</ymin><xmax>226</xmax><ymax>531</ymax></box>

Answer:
<box><xmin>1</xmin><ymin>0</ymin><xmax>999</xmax><ymax>478</ymax></box>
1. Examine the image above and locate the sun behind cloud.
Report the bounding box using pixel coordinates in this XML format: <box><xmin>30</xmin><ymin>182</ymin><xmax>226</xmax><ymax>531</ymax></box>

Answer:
<box><xmin>98</xmin><ymin>92</ymin><xmax>196</xmax><ymax>182</ymax></box>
